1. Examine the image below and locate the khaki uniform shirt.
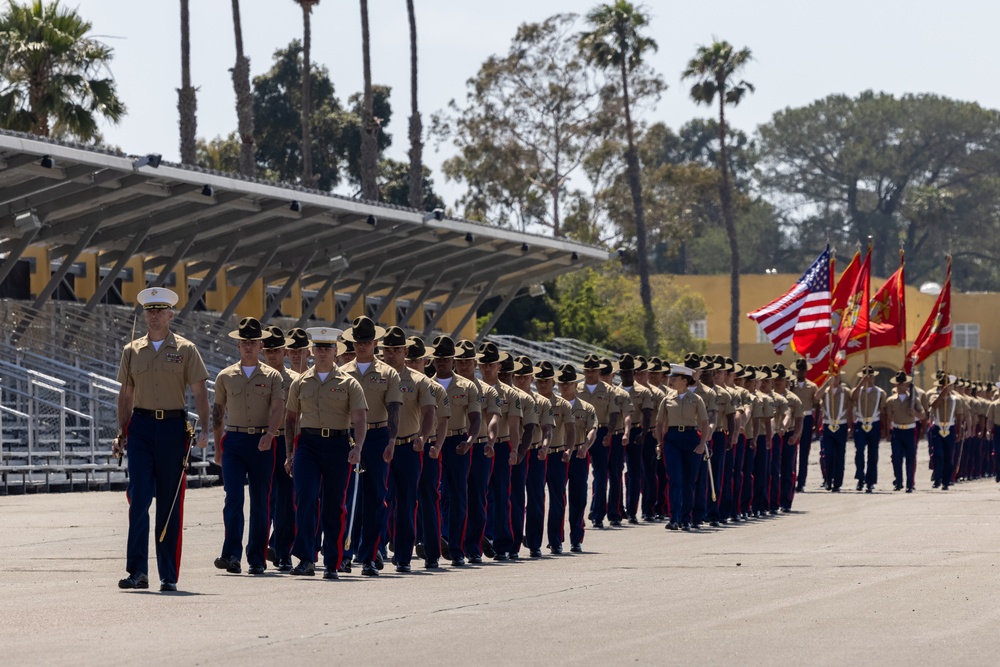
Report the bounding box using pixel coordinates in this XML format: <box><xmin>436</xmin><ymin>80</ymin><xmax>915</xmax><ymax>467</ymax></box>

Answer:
<box><xmin>438</xmin><ymin>374</ymin><xmax>480</xmax><ymax>432</ymax></box>
<box><xmin>214</xmin><ymin>363</ymin><xmax>283</xmax><ymax>428</ymax></box>
<box><xmin>886</xmin><ymin>391</ymin><xmax>919</xmax><ymax>427</ymax></box>
<box><xmin>624</xmin><ymin>383</ymin><xmax>655</xmax><ymax>428</ymax></box>
<box><xmin>657</xmin><ymin>388</ymin><xmax>708</xmax><ymax>428</ymax></box>
<box><xmin>611</xmin><ymin>384</ymin><xmax>633</xmax><ymax>432</ymax></box>
<box><xmin>986</xmin><ymin>399</ymin><xmax>1000</xmax><ymax>426</ymax></box>
<box><xmin>695</xmin><ymin>382</ymin><xmax>719</xmax><ymax>421</ymax></box>
<box><xmin>644</xmin><ymin>383</ymin><xmax>666</xmax><ymax>419</ymax></box>
<box><xmin>712</xmin><ymin>385</ymin><xmax>733</xmax><ymax>431</ymax></box>
<box><xmin>770</xmin><ymin>391</ymin><xmax>788</xmax><ymax>433</ymax></box>
<box><xmin>532</xmin><ymin>390</ymin><xmax>556</xmax><ymax>445</ymax></box>
<box><xmin>472</xmin><ymin>378</ymin><xmax>503</xmax><ymax>422</ymax></box>
<box><xmin>792</xmin><ymin>380</ymin><xmax>819</xmax><ymax>412</ymax></box>
<box><xmin>341</xmin><ymin>359</ymin><xmax>402</xmax><ymax>424</ymax></box>
<box><xmin>546</xmin><ymin>394</ymin><xmax>574</xmax><ymax>449</ymax></box>
<box><xmin>287</xmin><ymin>368</ymin><xmax>368</xmax><ymax>430</ymax></box>
<box><xmin>493</xmin><ymin>382</ymin><xmax>523</xmax><ymax>441</ymax></box>
<box><xmin>397</xmin><ymin>366</ymin><xmax>439</xmax><ymax>438</ymax></box>
<box><xmin>577</xmin><ymin>381</ymin><xmax>619</xmax><ymax>427</ymax></box>
<box><xmin>117</xmin><ymin>332</ymin><xmax>209</xmax><ymax>411</ymax></box>
<box><xmin>569</xmin><ymin>397</ymin><xmax>598</xmax><ymax>446</ymax></box>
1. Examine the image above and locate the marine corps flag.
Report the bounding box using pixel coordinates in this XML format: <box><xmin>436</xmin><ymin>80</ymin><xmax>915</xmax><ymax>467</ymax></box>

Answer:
<box><xmin>867</xmin><ymin>254</ymin><xmax>906</xmax><ymax>349</ymax></box>
<box><xmin>835</xmin><ymin>249</ymin><xmax>871</xmax><ymax>356</ymax></box>
<box><xmin>905</xmin><ymin>257</ymin><xmax>952</xmax><ymax>373</ymax></box>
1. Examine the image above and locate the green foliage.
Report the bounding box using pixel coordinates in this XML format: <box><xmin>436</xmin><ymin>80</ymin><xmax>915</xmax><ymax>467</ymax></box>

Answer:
<box><xmin>0</xmin><ymin>0</ymin><xmax>125</xmax><ymax>141</ymax></box>
<box><xmin>379</xmin><ymin>158</ymin><xmax>444</xmax><ymax>211</ymax></box>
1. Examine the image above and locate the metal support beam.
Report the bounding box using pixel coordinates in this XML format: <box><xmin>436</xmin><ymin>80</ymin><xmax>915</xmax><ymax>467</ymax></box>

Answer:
<box><xmin>294</xmin><ymin>267</ymin><xmax>347</xmax><ymax>327</ymax></box>
<box><xmin>149</xmin><ymin>234</ymin><xmax>196</xmax><ymax>288</ymax></box>
<box><xmin>259</xmin><ymin>250</ymin><xmax>317</xmax><ymax>324</ymax></box>
<box><xmin>176</xmin><ymin>238</ymin><xmax>239</xmax><ymax>320</ymax></box>
<box><xmin>0</xmin><ymin>227</ymin><xmax>39</xmax><ymax>286</ymax></box>
<box><xmin>451</xmin><ymin>276</ymin><xmax>498</xmax><ymax>339</ymax></box>
<box><xmin>474</xmin><ymin>281</ymin><xmax>525</xmax><ymax>343</ymax></box>
<box><xmin>82</xmin><ymin>226</ymin><xmax>150</xmax><ymax>314</ymax></box>
<box><xmin>371</xmin><ymin>266</ymin><xmax>416</xmax><ymax>323</ymax></box>
<box><xmin>402</xmin><ymin>266</ymin><xmax>448</xmax><ymax>328</ymax></box>
<box><xmin>334</xmin><ymin>260</ymin><xmax>386</xmax><ymax>326</ymax></box>
<box><xmin>423</xmin><ymin>274</ymin><xmax>473</xmax><ymax>338</ymax></box>
<box><xmin>215</xmin><ymin>246</ymin><xmax>279</xmax><ymax>325</ymax></box>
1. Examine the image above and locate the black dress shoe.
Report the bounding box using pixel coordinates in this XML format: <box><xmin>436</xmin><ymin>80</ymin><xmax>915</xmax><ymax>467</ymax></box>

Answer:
<box><xmin>451</xmin><ymin>556</ymin><xmax>466</xmax><ymax>567</ymax></box>
<box><xmin>865</xmin><ymin>485</ymin><xmax>873</xmax><ymax>494</ymax></box>
<box><xmin>267</xmin><ymin>547</ymin><xmax>277</xmax><ymax>566</ymax></box>
<box><xmin>440</xmin><ymin>537</ymin><xmax>451</xmax><ymax>560</ymax></box>
<box><xmin>374</xmin><ymin>552</ymin><xmax>384</xmax><ymax>571</ymax></box>
<box><xmin>159</xmin><ymin>581</ymin><xmax>177</xmax><ymax>592</ymax></box>
<box><xmin>248</xmin><ymin>564</ymin><xmax>266</xmax><ymax>575</ymax></box>
<box><xmin>709</xmin><ymin>520</ymin><xmax>720</xmax><ymax>527</ymax></box>
<box><xmin>906</xmin><ymin>487</ymin><xmax>914</xmax><ymax>493</ymax></box>
<box><xmin>118</xmin><ymin>573</ymin><xmax>149</xmax><ymax>590</ymax></box>
<box><xmin>831</xmin><ymin>487</ymin><xmax>841</xmax><ymax>493</ymax></box>
<box><xmin>290</xmin><ymin>560</ymin><xmax>315</xmax><ymax>576</ymax></box>
<box><xmin>276</xmin><ymin>558</ymin><xmax>292</xmax><ymax>572</ymax></box>
<box><xmin>424</xmin><ymin>559</ymin><xmax>440</xmax><ymax>569</ymax></box>
<box><xmin>361</xmin><ymin>562</ymin><xmax>379</xmax><ymax>576</ymax></box>
<box><xmin>323</xmin><ymin>568</ymin><xmax>338</xmax><ymax>580</ymax></box>
<box><xmin>493</xmin><ymin>552</ymin><xmax>509</xmax><ymax>562</ymax></box>
<box><xmin>681</xmin><ymin>522</ymin><xmax>691</xmax><ymax>532</ymax></box>
<box><xmin>856</xmin><ymin>481</ymin><xmax>864</xmax><ymax>491</ymax></box>
<box><xmin>214</xmin><ymin>556</ymin><xmax>241</xmax><ymax>574</ymax></box>
<box><xmin>795</xmin><ymin>484</ymin><xmax>804</xmax><ymax>493</ymax></box>
<box><xmin>933</xmin><ymin>480</ymin><xmax>940</xmax><ymax>489</ymax></box>
<box><xmin>549</xmin><ymin>544</ymin><xmax>563</xmax><ymax>555</ymax></box>
<box><xmin>509</xmin><ymin>551</ymin><xmax>520</xmax><ymax>560</ymax></box>
<box><xmin>415</xmin><ymin>542</ymin><xmax>426</xmax><ymax>560</ymax></box>
<box><xmin>570</xmin><ymin>543</ymin><xmax>582</xmax><ymax>552</ymax></box>
<box><xmin>396</xmin><ymin>564</ymin><xmax>411</xmax><ymax>573</ymax></box>
<box><xmin>609</xmin><ymin>520</ymin><xmax>622</xmax><ymax>527</ymax></box>
<box><xmin>469</xmin><ymin>554</ymin><xmax>483</xmax><ymax>564</ymax></box>
<box><xmin>529</xmin><ymin>549</ymin><xmax>542</xmax><ymax>558</ymax></box>
<box><xmin>592</xmin><ymin>520</ymin><xmax>605</xmax><ymax>529</ymax></box>
<box><xmin>483</xmin><ymin>538</ymin><xmax>496</xmax><ymax>559</ymax></box>
<box><xmin>628</xmin><ymin>516</ymin><xmax>639</xmax><ymax>525</ymax></box>
<box><xmin>338</xmin><ymin>561</ymin><xmax>352</xmax><ymax>574</ymax></box>
<box><xmin>666</xmin><ymin>522</ymin><xmax>679</xmax><ymax>530</ymax></box>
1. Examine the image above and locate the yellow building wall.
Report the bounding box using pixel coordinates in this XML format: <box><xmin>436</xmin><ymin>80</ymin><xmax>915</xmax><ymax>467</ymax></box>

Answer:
<box><xmin>75</xmin><ymin>251</ymin><xmax>98</xmax><ymax>301</ymax></box>
<box><xmin>25</xmin><ymin>246</ymin><xmax>48</xmax><ymax>298</ymax></box>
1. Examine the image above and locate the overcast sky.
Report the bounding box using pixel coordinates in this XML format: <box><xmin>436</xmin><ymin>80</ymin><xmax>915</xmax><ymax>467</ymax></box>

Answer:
<box><xmin>71</xmin><ymin>0</ymin><xmax>1000</xmax><ymax>206</ymax></box>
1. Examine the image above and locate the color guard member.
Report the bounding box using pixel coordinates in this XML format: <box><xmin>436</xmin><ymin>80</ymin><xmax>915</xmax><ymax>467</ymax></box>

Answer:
<box><xmin>851</xmin><ymin>365</ymin><xmax>886</xmax><ymax>493</ymax></box>
<box><xmin>886</xmin><ymin>370</ymin><xmax>922</xmax><ymax>492</ymax></box>
<box><xmin>816</xmin><ymin>370</ymin><xmax>851</xmax><ymax>493</ymax></box>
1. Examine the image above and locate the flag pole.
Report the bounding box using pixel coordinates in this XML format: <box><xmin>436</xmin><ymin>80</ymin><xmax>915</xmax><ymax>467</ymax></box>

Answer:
<box><xmin>827</xmin><ymin>249</ymin><xmax>836</xmax><ymax>377</ymax></box>
<box><xmin>899</xmin><ymin>246</ymin><xmax>906</xmax><ymax>370</ymax></box>
<box><xmin>864</xmin><ymin>236</ymin><xmax>873</xmax><ymax>367</ymax></box>
<box><xmin>943</xmin><ymin>254</ymin><xmax>952</xmax><ymax>375</ymax></box>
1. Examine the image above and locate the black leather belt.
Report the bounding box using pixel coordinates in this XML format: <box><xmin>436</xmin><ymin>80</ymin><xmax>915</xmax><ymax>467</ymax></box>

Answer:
<box><xmin>613</xmin><ymin>429</ymin><xmax>625</xmax><ymax>435</ymax></box>
<box><xmin>134</xmin><ymin>408</ymin><xmax>185</xmax><ymax>420</ymax></box>
<box><xmin>301</xmin><ymin>427</ymin><xmax>351</xmax><ymax>438</ymax></box>
<box><xmin>227</xmin><ymin>426</ymin><xmax>269</xmax><ymax>434</ymax></box>
<box><xmin>667</xmin><ymin>425</ymin><xmax>695</xmax><ymax>432</ymax></box>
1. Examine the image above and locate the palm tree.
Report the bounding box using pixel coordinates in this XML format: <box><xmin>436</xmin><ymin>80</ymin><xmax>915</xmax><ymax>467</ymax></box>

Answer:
<box><xmin>405</xmin><ymin>0</ymin><xmax>423</xmax><ymax>209</ymax></box>
<box><xmin>0</xmin><ymin>0</ymin><xmax>125</xmax><ymax>141</ymax></box>
<box><xmin>682</xmin><ymin>41</ymin><xmax>754</xmax><ymax>360</ymax></box>
<box><xmin>295</xmin><ymin>0</ymin><xmax>319</xmax><ymax>185</ymax></box>
<box><xmin>579</xmin><ymin>1</ymin><xmax>658</xmax><ymax>355</ymax></box>
<box><xmin>359</xmin><ymin>0</ymin><xmax>379</xmax><ymax>200</ymax></box>
<box><xmin>178</xmin><ymin>0</ymin><xmax>197</xmax><ymax>163</ymax></box>
<box><xmin>230</xmin><ymin>0</ymin><xmax>254</xmax><ymax>176</ymax></box>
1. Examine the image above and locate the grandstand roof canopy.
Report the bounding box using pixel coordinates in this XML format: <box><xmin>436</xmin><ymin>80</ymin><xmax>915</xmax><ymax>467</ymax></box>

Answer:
<box><xmin>0</xmin><ymin>130</ymin><xmax>608</xmax><ymax>323</ymax></box>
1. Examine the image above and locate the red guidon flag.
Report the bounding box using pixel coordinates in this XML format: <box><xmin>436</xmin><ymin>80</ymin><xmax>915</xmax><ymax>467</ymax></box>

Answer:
<box><xmin>867</xmin><ymin>258</ymin><xmax>906</xmax><ymax>349</ymax></box>
<box><xmin>804</xmin><ymin>251</ymin><xmax>860</xmax><ymax>383</ymax></box>
<box><xmin>905</xmin><ymin>258</ymin><xmax>952</xmax><ymax>373</ymax></box>
<box><xmin>748</xmin><ymin>246</ymin><xmax>831</xmax><ymax>354</ymax></box>
<box><xmin>836</xmin><ymin>250</ymin><xmax>871</xmax><ymax>356</ymax></box>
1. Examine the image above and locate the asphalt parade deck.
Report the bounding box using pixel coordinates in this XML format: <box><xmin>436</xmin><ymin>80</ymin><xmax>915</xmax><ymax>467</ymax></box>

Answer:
<box><xmin>2</xmin><ymin>444</ymin><xmax>1000</xmax><ymax>665</ymax></box>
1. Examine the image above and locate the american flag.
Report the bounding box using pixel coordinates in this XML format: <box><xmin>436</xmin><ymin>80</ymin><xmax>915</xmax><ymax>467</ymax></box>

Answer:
<box><xmin>747</xmin><ymin>246</ymin><xmax>832</xmax><ymax>354</ymax></box>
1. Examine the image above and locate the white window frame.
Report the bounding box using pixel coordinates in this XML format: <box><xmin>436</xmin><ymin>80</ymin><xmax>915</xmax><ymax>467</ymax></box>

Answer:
<box><xmin>954</xmin><ymin>323</ymin><xmax>980</xmax><ymax>349</ymax></box>
<box><xmin>689</xmin><ymin>318</ymin><xmax>707</xmax><ymax>340</ymax></box>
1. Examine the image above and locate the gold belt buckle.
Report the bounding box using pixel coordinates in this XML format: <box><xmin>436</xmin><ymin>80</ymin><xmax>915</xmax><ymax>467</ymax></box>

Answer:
<box><xmin>247</xmin><ymin>427</ymin><xmax>258</xmax><ymax>435</ymax></box>
<box><xmin>154</xmin><ymin>409</ymin><xmax>164</xmax><ymax>420</ymax></box>
<box><xmin>862</xmin><ymin>421</ymin><xmax>872</xmax><ymax>433</ymax></box>
<box><xmin>829</xmin><ymin>423</ymin><xmax>839</xmax><ymax>433</ymax></box>
<box><xmin>677</xmin><ymin>425</ymin><xmax>686</xmax><ymax>432</ymax></box>
<box><xmin>940</xmin><ymin>426</ymin><xmax>950</xmax><ymax>437</ymax></box>
<box><xmin>321</xmin><ymin>428</ymin><xmax>331</xmax><ymax>438</ymax></box>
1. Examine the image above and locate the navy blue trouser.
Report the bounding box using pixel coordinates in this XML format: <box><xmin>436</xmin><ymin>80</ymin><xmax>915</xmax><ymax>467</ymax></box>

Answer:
<box><xmin>390</xmin><ymin>437</ymin><xmax>422</xmax><ymax>567</ymax></box>
<box><xmin>890</xmin><ymin>427</ymin><xmax>918</xmax><ymax>490</ymax></box>
<box><xmin>568</xmin><ymin>452</ymin><xmax>589</xmax><ymax>545</ymax></box>
<box><xmin>416</xmin><ymin>440</ymin><xmax>442</xmax><ymax>562</ymax></box>
<box><xmin>125</xmin><ymin>412</ymin><xmax>187</xmax><ymax>584</ymax></box>
<box><xmin>706</xmin><ymin>430</ymin><xmax>727</xmax><ymax>522</ymax></box>
<box><xmin>740</xmin><ymin>435</ymin><xmax>756</xmax><ymax>514</ymax></box>
<box><xmin>853</xmin><ymin>421</ymin><xmax>880</xmax><ymax>487</ymax></box>
<box><xmin>292</xmin><ymin>433</ymin><xmax>351</xmax><ymax>569</ymax></box>
<box><xmin>663</xmin><ymin>428</ymin><xmax>700</xmax><ymax>524</ymax></box>
<box><xmin>726</xmin><ymin>434</ymin><xmax>745</xmax><ymax>519</ymax></box>
<box><xmin>546</xmin><ymin>453</ymin><xmax>569</xmax><ymax>548</ymax></box>
<box><xmin>465</xmin><ymin>441</ymin><xmax>494</xmax><ymax>558</ymax></box>
<box><xmin>640</xmin><ymin>430</ymin><xmax>659</xmax><ymax>518</ymax></box>
<box><xmin>220</xmin><ymin>431</ymin><xmax>275</xmax><ymax>568</ymax></box>
<box><xmin>269</xmin><ymin>435</ymin><xmax>294</xmax><ymax>562</ymax></box>
<box><xmin>769</xmin><ymin>433</ymin><xmax>783</xmax><ymax>510</ymax></box>
<box><xmin>441</xmin><ymin>434</ymin><xmax>470</xmax><ymax>560</ymax></box>
<box><xmin>625</xmin><ymin>428</ymin><xmax>644</xmax><ymax>519</ymax></box>
<box><xmin>931</xmin><ymin>426</ymin><xmax>956</xmax><ymax>488</ymax></box>
<box><xmin>489</xmin><ymin>440</ymin><xmax>513</xmax><ymax>555</ymax></box>
<box><xmin>753</xmin><ymin>435</ymin><xmax>770</xmax><ymax>512</ymax></box>
<box><xmin>607</xmin><ymin>431</ymin><xmax>626</xmax><ymax>522</ymax></box>
<box><xmin>343</xmin><ymin>427</ymin><xmax>389</xmax><ymax>565</ymax></box>
<box><xmin>525</xmin><ymin>449</ymin><xmax>547</xmax><ymax>550</ymax></box>
<box><xmin>589</xmin><ymin>427</ymin><xmax>610</xmax><ymax>522</ymax></box>
<box><xmin>510</xmin><ymin>455</ymin><xmax>527</xmax><ymax>553</ymax></box>
<box><xmin>780</xmin><ymin>437</ymin><xmax>798</xmax><ymax>510</ymax></box>
<box><xmin>797</xmin><ymin>415</ymin><xmax>814</xmax><ymax>487</ymax></box>
<box><xmin>994</xmin><ymin>431</ymin><xmax>1000</xmax><ymax>481</ymax></box>
<box><xmin>823</xmin><ymin>425</ymin><xmax>848</xmax><ymax>490</ymax></box>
